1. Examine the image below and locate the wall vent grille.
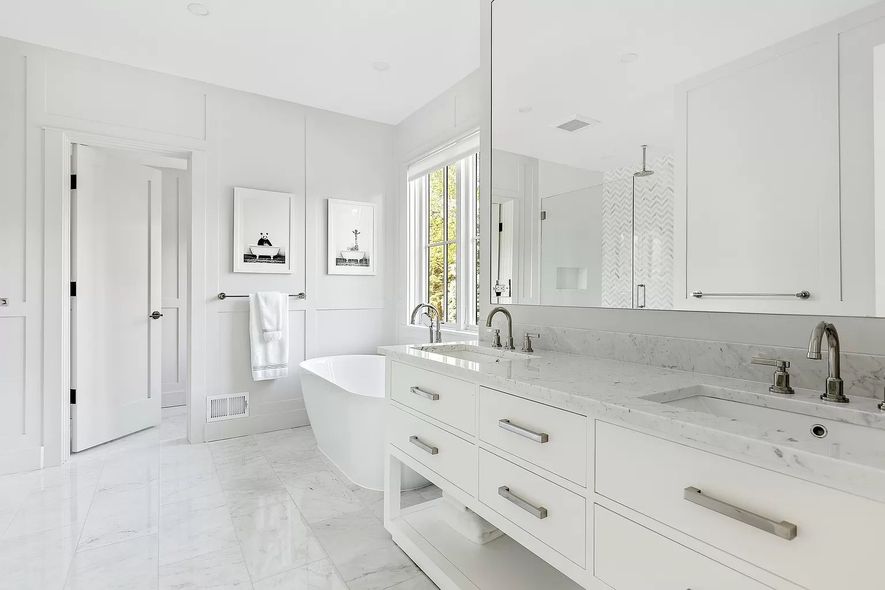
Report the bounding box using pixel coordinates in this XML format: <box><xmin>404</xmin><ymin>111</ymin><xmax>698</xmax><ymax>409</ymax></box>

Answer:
<box><xmin>206</xmin><ymin>392</ymin><xmax>249</xmax><ymax>423</ymax></box>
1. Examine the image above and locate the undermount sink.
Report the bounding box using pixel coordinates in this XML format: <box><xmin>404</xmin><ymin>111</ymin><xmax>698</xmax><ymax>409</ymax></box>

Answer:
<box><xmin>412</xmin><ymin>343</ymin><xmax>531</xmax><ymax>364</ymax></box>
<box><xmin>644</xmin><ymin>385</ymin><xmax>885</xmax><ymax>457</ymax></box>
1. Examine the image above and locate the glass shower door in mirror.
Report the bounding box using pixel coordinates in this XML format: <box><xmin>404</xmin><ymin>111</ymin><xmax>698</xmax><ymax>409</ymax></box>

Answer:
<box><xmin>491</xmin><ymin>0</ymin><xmax>885</xmax><ymax>316</ymax></box>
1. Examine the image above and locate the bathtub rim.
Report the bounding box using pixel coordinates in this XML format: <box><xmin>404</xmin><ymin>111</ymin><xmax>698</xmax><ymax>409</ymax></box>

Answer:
<box><xmin>299</xmin><ymin>354</ymin><xmax>385</xmax><ymax>399</ymax></box>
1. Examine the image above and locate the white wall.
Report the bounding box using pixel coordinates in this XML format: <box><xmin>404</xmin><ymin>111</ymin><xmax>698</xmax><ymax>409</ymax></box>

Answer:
<box><xmin>0</xmin><ymin>34</ymin><xmax>395</xmax><ymax>472</ymax></box>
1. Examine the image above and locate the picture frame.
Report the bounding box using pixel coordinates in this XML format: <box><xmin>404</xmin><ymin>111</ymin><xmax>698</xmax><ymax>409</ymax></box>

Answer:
<box><xmin>327</xmin><ymin>198</ymin><xmax>376</xmax><ymax>275</ymax></box>
<box><xmin>233</xmin><ymin>187</ymin><xmax>296</xmax><ymax>274</ymax></box>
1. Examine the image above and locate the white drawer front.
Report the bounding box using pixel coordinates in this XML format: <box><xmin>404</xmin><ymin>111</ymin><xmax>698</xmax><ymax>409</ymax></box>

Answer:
<box><xmin>390</xmin><ymin>361</ymin><xmax>476</xmax><ymax>435</ymax></box>
<box><xmin>596</xmin><ymin>421</ymin><xmax>885</xmax><ymax>590</ymax></box>
<box><xmin>478</xmin><ymin>449</ymin><xmax>585</xmax><ymax>566</ymax></box>
<box><xmin>594</xmin><ymin>505</ymin><xmax>768</xmax><ymax>590</ymax></box>
<box><xmin>479</xmin><ymin>387</ymin><xmax>587</xmax><ymax>486</ymax></box>
<box><xmin>389</xmin><ymin>405</ymin><xmax>477</xmax><ymax>495</ymax></box>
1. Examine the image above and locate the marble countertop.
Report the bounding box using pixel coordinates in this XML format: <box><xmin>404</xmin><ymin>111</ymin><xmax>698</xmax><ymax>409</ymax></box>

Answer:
<box><xmin>379</xmin><ymin>341</ymin><xmax>885</xmax><ymax>504</ymax></box>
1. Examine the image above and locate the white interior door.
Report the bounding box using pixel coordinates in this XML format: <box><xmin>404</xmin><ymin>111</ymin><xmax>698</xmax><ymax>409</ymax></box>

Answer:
<box><xmin>71</xmin><ymin>145</ymin><xmax>162</xmax><ymax>452</ymax></box>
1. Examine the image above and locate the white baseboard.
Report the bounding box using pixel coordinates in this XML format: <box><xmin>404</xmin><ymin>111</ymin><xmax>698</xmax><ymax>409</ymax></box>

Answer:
<box><xmin>0</xmin><ymin>447</ymin><xmax>42</xmax><ymax>476</ymax></box>
<box><xmin>162</xmin><ymin>390</ymin><xmax>186</xmax><ymax>408</ymax></box>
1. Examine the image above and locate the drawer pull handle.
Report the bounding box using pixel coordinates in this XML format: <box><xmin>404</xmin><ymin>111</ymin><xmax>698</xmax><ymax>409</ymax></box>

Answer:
<box><xmin>498</xmin><ymin>485</ymin><xmax>548</xmax><ymax>519</ymax></box>
<box><xmin>409</xmin><ymin>435</ymin><xmax>438</xmax><ymax>455</ymax></box>
<box><xmin>498</xmin><ymin>419</ymin><xmax>549</xmax><ymax>443</ymax></box>
<box><xmin>683</xmin><ymin>487</ymin><xmax>797</xmax><ymax>540</ymax></box>
<box><xmin>410</xmin><ymin>386</ymin><xmax>439</xmax><ymax>401</ymax></box>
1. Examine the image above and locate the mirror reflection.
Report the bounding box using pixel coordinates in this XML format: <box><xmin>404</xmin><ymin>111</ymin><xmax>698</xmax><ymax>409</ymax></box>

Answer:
<box><xmin>491</xmin><ymin>0</ymin><xmax>885</xmax><ymax>316</ymax></box>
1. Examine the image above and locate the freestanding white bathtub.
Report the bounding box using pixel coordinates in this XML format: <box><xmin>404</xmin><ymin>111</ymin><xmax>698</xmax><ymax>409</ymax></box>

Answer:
<box><xmin>299</xmin><ymin>354</ymin><xmax>428</xmax><ymax>491</ymax></box>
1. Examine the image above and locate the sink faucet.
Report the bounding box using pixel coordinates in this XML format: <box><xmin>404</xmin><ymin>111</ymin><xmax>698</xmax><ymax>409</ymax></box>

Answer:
<box><xmin>410</xmin><ymin>303</ymin><xmax>441</xmax><ymax>344</ymax></box>
<box><xmin>485</xmin><ymin>307</ymin><xmax>514</xmax><ymax>350</ymax></box>
<box><xmin>807</xmin><ymin>321</ymin><xmax>849</xmax><ymax>403</ymax></box>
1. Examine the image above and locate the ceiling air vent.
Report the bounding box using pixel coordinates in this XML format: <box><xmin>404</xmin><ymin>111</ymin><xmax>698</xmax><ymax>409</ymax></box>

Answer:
<box><xmin>554</xmin><ymin>115</ymin><xmax>600</xmax><ymax>133</ymax></box>
<box><xmin>206</xmin><ymin>392</ymin><xmax>249</xmax><ymax>423</ymax></box>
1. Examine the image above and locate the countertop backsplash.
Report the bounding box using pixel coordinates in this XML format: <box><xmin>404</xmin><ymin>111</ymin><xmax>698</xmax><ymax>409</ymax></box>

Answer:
<box><xmin>484</xmin><ymin>323</ymin><xmax>885</xmax><ymax>401</ymax></box>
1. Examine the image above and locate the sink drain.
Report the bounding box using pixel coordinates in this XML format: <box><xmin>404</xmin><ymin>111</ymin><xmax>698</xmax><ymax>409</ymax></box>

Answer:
<box><xmin>810</xmin><ymin>424</ymin><xmax>828</xmax><ymax>438</ymax></box>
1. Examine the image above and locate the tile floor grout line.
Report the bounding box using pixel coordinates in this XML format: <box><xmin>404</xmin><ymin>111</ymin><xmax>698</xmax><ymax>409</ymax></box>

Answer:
<box><xmin>217</xmin><ymin>433</ymin><xmax>261</xmax><ymax>590</ymax></box>
<box><xmin>61</xmin><ymin>450</ymin><xmax>109</xmax><ymax>588</ymax></box>
<box><xmin>263</xmin><ymin>433</ymin><xmax>353</xmax><ymax>589</ymax></box>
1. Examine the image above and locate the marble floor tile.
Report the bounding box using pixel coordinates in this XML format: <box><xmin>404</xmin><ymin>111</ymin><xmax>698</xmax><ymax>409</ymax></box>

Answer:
<box><xmin>282</xmin><ymin>470</ymin><xmax>365</xmax><ymax>524</ymax></box>
<box><xmin>252</xmin><ymin>558</ymin><xmax>347</xmax><ymax>590</ymax></box>
<box><xmin>159</xmin><ymin>495</ymin><xmax>239</xmax><ymax>565</ymax></box>
<box><xmin>267</xmin><ymin>447</ymin><xmax>332</xmax><ymax>478</ymax></box>
<box><xmin>310</xmin><ymin>509</ymin><xmax>420</xmax><ymax>589</ymax></box>
<box><xmin>160</xmin><ymin>471</ymin><xmax>224</xmax><ymax>506</ymax></box>
<box><xmin>158</xmin><ymin>545</ymin><xmax>252</xmax><ymax>590</ymax></box>
<box><xmin>65</xmin><ymin>534</ymin><xmax>159</xmax><ymax>590</ymax></box>
<box><xmin>0</xmin><ymin>525</ymin><xmax>80</xmax><ymax>590</ymax></box>
<box><xmin>253</xmin><ymin>426</ymin><xmax>317</xmax><ymax>451</ymax></box>
<box><xmin>0</xmin><ymin>410</ymin><xmax>437</xmax><ymax>590</ymax></box>
<box><xmin>224</xmin><ymin>487</ymin><xmax>293</xmax><ymax>517</ymax></box>
<box><xmin>385</xmin><ymin>573</ymin><xmax>439</xmax><ymax>590</ymax></box>
<box><xmin>334</xmin><ymin>543</ymin><xmax>419</xmax><ymax>590</ymax></box>
<box><xmin>3</xmin><ymin>487</ymin><xmax>92</xmax><ymax>539</ymax></box>
<box><xmin>232</xmin><ymin>499</ymin><xmax>327</xmax><ymax>581</ymax></box>
<box><xmin>78</xmin><ymin>482</ymin><xmax>159</xmax><ymax>551</ymax></box>
<box><xmin>310</xmin><ymin>510</ymin><xmax>395</xmax><ymax>566</ymax></box>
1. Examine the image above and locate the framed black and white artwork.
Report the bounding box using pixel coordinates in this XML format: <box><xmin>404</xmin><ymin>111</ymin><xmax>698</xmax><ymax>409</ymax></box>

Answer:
<box><xmin>327</xmin><ymin>198</ymin><xmax>376</xmax><ymax>275</ymax></box>
<box><xmin>233</xmin><ymin>187</ymin><xmax>296</xmax><ymax>274</ymax></box>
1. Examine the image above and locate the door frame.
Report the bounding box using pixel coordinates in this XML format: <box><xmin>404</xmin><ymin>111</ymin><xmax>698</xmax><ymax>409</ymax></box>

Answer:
<box><xmin>42</xmin><ymin>128</ymin><xmax>208</xmax><ymax>465</ymax></box>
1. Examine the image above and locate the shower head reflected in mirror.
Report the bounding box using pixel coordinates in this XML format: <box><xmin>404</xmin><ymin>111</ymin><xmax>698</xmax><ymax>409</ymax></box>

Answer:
<box><xmin>634</xmin><ymin>144</ymin><xmax>655</xmax><ymax>177</ymax></box>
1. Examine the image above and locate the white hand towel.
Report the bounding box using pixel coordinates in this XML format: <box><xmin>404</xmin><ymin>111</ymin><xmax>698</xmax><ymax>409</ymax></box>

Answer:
<box><xmin>249</xmin><ymin>292</ymin><xmax>288</xmax><ymax>381</ymax></box>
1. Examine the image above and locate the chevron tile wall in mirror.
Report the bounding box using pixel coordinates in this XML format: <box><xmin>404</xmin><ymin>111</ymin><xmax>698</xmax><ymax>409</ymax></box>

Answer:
<box><xmin>490</xmin><ymin>0</ymin><xmax>885</xmax><ymax>316</ymax></box>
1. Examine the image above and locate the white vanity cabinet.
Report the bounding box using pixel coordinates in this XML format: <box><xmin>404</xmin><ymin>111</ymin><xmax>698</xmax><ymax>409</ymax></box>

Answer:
<box><xmin>384</xmin><ymin>358</ymin><xmax>885</xmax><ymax>590</ymax></box>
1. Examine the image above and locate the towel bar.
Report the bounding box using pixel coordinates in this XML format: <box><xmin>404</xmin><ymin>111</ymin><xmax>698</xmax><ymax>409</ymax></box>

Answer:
<box><xmin>217</xmin><ymin>292</ymin><xmax>306</xmax><ymax>300</ymax></box>
<box><xmin>691</xmin><ymin>290</ymin><xmax>810</xmax><ymax>299</ymax></box>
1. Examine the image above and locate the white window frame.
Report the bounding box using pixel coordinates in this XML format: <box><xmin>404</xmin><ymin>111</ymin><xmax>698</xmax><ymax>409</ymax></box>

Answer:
<box><xmin>407</xmin><ymin>137</ymin><xmax>480</xmax><ymax>332</ymax></box>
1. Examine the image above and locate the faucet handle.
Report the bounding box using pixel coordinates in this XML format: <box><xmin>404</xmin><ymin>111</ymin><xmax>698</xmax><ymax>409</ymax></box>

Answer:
<box><xmin>522</xmin><ymin>333</ymin><xmax>540</xmax><ymax>353</ymax></box>
<box><xmin>751</xmin><ymin>357</ymin><xmax>790</xmax><ymax>370</ymax></box>
<box><xmin>489</xmin><ymin>328</ymin><xmax>502</xmax><ymax>349</ymax></box>
<box><xmin>751</xmin><ymin>357</ymin><xmax>794</xmax><ymax>395</ymax></box>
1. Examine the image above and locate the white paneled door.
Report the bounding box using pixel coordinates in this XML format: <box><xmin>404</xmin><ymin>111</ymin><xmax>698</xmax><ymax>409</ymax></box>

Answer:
<box><xmin>71</xmin><ymin>145</ymin><xmax>162</xmax><ymax>452</ymax></box>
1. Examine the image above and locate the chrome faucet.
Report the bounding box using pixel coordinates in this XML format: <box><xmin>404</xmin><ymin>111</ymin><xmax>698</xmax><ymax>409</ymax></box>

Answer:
<box><xmin>410</xmin><ymin>303</ymin><xmax>442</xmax><ymax>344</ymax></box>
<box><xmin>807</xmin><ymin>321</ymin><xmax>849</xmax><ymax>403</ymax></box>
<box><xmin>485</xmin><ymin>307</ymin><xmax>514</xmax><ymax>350</ymax></box>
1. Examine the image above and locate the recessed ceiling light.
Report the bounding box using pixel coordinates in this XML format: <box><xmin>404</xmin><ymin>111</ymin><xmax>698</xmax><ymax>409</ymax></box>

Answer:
<box><xmin>518</xmin><ymin>105</ymin><xmax>533</xmax><ymax>113</ymax></box>
<box><xmin>187</xmin><ymin>3</ymin><xmax>210</xmax><ymax>16</ymax></box>
<box><xmin>619</xmin><ymin>52</ymin><xmax>639</xmax><ymax>64</ymax></box>
<box><xmin>372</xmin><ymin>61</ymin><xmax>390</xmax><ymax>72</ymax></box>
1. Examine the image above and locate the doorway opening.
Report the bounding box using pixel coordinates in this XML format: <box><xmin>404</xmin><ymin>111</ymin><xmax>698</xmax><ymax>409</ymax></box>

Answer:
<box><xmin>69</xmin><ymin>143</ymin><xmax>192</xmax><ymax>453</ymax></box>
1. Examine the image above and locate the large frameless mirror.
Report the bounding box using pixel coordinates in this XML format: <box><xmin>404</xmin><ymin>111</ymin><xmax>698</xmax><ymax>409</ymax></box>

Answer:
<box><xmin>491</xmin><ymin>0</ymin><xmax>885</xmax><ymax>316</ymax></box>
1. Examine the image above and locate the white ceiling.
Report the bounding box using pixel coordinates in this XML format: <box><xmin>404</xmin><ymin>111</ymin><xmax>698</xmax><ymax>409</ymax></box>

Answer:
<box><xmin>493</xmin><ymin>0</ymin><xmax>882</xmax><ymax>174</ymax></box>
<box><xmin>0</xmin><ymin>0</ymin><xmax>480</xmax><ymax>124</ymax></box>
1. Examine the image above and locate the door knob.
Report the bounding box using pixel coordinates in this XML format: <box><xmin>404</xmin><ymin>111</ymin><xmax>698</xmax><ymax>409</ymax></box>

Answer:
<box><xmin>149</xmin><ymin>311</ymin><xmax>163</xmax><ymax>320</ymax></box>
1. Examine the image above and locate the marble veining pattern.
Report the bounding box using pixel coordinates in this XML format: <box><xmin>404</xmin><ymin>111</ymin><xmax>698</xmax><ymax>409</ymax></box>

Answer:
<box><xmin>504</xmin><ymin>323</ymin><xmax>885</xmax><ymax>400</ymax></box>
<box><xmin>380</xmin><ymin>341</ymin><xmax>885</xmax><ymax>504</ymax></box>
<box><xmin>0</xmin><ymin>407</ymin><xmax>438</xmax><ymax>590</ymax></box>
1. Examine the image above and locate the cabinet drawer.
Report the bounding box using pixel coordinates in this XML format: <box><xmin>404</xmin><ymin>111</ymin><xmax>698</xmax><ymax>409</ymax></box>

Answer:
<box><xmin>389</xmin><ymin>405</ymin><xmax>477</xmax><ymax>495</ymax></box>
<box><xmin>478</xmin><ymin>449</ymin><xmax>585</xmax><ymax>566</ymax></box>
<box><xmin>390</xmin><ymin>361</ymin><xmax>476</xmax><ymax>434</ymax></box>
<box><xmin>596</xmin><ymin>421</ymin><xmax>885</xmax><ymax>589</ymax></box>
<box><xmin>594</xmin><ymin>505</ymin><xmax>768</xmax><ymax>590</ymax></box>
<box><xmin>479</xmin><ymin>387</ymin><xmax>587</xmax><ymax>486</ymax></box>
